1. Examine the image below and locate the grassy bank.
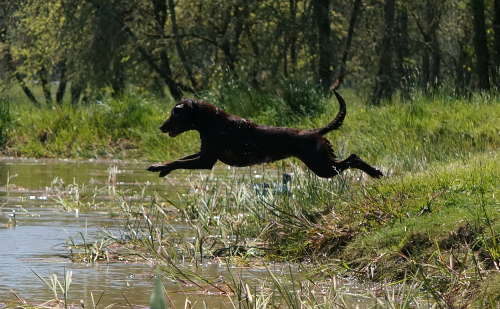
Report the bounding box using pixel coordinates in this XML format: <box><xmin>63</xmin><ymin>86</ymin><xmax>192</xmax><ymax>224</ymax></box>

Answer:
<box><xmin>2</xmin><ymin>86</ymin><xmax>500</xmax><ymax>170</ymax></box>
<box><xmin>3</xmin><ymin>85</ymin><xmax>500</xmax><ymax>307</ymax></box>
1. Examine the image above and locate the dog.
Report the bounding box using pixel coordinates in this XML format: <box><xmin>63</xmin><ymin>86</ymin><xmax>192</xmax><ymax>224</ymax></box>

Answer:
<box><xmin>147</xmin><ymin>91</ymin><xmax>383</xmax><ymax>179</ymax></box>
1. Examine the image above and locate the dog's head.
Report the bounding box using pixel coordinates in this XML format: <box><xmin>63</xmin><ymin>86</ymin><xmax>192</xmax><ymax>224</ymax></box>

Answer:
<box><xmin>159</xmin><ymin>99</ymin><xmax>198</xmax><ymax>137</ymax></box>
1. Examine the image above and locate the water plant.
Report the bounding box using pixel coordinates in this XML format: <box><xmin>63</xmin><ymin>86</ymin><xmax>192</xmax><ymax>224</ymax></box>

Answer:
<box><xmin>30</xmin><ymin>268</ymin><xmax>73</xmax><ymax>309</ymax></box>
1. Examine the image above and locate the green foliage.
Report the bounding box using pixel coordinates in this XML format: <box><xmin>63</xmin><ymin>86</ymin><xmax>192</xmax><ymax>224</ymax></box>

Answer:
<box><xmin>3</xmin><ymin>0</ymin><xmax>498</xmax><ymax>105</ymax></box>
<box><xmin>200</xmin><ymin>77</ymin><xmax>284</xmax><ymax>119</ymax></box>
<box><xmin>200</xmin><ymin>77</ymin><xmax>326</xmax><ymax>126</ymax></box>
<box><xmin>333</xmin><ymin>90</ymin><xmax>500</xmax><ymax>173</ymax></box>
<box><xmin>0</xmin><ymin>100</ymin><xmax>13</xmax><ymax>148</ymax></box>
<box><xmin>279</xmin><ymin>78</ymin><xmax>326</xmax><ymax>116</ymax></box>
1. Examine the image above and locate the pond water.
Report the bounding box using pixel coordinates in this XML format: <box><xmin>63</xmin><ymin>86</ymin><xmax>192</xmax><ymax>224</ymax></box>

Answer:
<box><xmin>0</xmin><ymin>159</ymin><xmax>375</xmax><ymax>308</ymax></box>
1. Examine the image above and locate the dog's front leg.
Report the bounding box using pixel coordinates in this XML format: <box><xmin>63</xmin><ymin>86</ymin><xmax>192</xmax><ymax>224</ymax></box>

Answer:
<box><xmin>147</xmin><ymin>154</ymin><xmax>217</xmax><ymax>177</ymax></box>
<box><xmin>147</xmin><ymin>152</ymin><xmax>201</xmax><ymax>172</ymax></box>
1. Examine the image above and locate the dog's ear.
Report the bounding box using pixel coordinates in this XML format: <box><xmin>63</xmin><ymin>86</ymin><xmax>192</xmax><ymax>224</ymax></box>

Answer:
<box><xmin>185</xmin><ymin>99</ymin><xmax>199</xmax><ymax>108</ymax></box>
<box><xmin>171</xmin><ymin>103</ymin><xmax>184</xmax><ymax>115</ymax></box>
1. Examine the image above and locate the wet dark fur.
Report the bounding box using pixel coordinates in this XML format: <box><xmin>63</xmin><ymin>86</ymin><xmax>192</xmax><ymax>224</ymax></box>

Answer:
<box><xmin>147</xmin><ymin>91</ymin><xmax>383</xmax><ymax>179</ymax></box>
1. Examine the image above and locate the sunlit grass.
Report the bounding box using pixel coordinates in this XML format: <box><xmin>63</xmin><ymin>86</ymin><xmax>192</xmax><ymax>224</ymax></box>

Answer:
<box><xmin>3</xmin><ymin>84</ymin><xmax>500</xmax><ymax>173</ymax></box>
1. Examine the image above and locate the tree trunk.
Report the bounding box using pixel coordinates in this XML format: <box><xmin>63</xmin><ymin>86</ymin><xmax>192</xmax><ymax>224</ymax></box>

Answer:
<box><xmin>232</xmin><ymin>2</ymin><xmax>249</xmax><ymax>65</ymax></box>
<box><xmin>289</xmin><ymin>0</ymin><xmax>298</xmax><ymax>74</ymax></box>
<box><xmin>70</xmin><ymin>78</ymin><xmax>85</xmax><ymax>105</ymax></box>
<box><xmin>493</xmin><ymin>0</ymin><xmax>500</xmax><ymax>85</ymax></box>
<box><xmin>456</xmin><ymin>41</ymin><xmax>472</xmax><ymax>96</ymax></box>
<box><xmin>312</xmin><ymin>0</ymin><xmax>333</xmax><ymax>90</ymax></box>
<box><xmin>56</xmin><ymin>61</ymin><xmax>67</xmax><ymax>105</ymax></box>
<box><xmin>160</xmin><ymin>50</ymin><xmax>183</xmax><ymax>100</ymax></box>
<box><xmin>332</xmin><ymin>0</ymin><xmax>362</xmax><ymax>90</ymax></box>
<box><xmin>127</xmin><ymin>31</ymin><xmax>193</xmax><ymax>100</ymax></box>
<box><xmin>15</xmin><ymin>72</ymin><xmax>39</xmax><ymax>106</ymax></box>
<box><xmin>395</xmin><ymin>7</ymin><xmax>410</xmax><ymax>98</ymax></box>
<box><xmin>219</xmin><ymin>1</ymin><xmax>249</xmax><ymax>72</ymax></box>
<box><xmin>168</xmin><ymin>0</ymin><xmax>198</xmax><ymax>90</ymax></box>
<box><xmin>39</xmin><ymin>66</ymin><xmax>52</xmax><ymax>105</ymax></box>
<box><xmin>70</xmin><ymin>82</ymin><xmax>82</xmax><ymax>105</ymax></box>
<box><xmin>429</xmin><ymin>34</ymin><xmax>441</xmax><ymax>88</ymax></box>
<box><xmin>152</xmin><ymin>0</ymin><xmax>183</xmax><ymax>99</ymax></box>
<box><xmin>110</xmin><ymin>59</ymin><xmax>125</xmax><ymax>96</ymax></box>
<box><xmin>372</xmin><ymin>0</ymin><xmax>395</xmax><ymax>104</ymax></box>
<box><xmin>422</xmin><ymin>46</ymin><xmax>430</xmax><ymax>89</ymax></box>
<box><xmin>471</xmin><ymin>0</ymin><xmax>491</xmax><ymax>91</ymax></box>
<box><xmin>89</xmin><ymin>0</ymin><xmax>127</xmax><ymax>97</ymax></box>
<box><xmin>1</xmin><ymin>31</ymin><xmax>39</xmax><ymax>106</ymax></box>
<box><xmin>416</xmin><ymin>3</ymin><xmax>441</xmax><ymax>92</ymax></box>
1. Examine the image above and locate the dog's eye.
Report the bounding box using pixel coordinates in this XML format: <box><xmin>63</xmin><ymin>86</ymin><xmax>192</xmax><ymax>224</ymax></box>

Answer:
<box><xmin>172</xmin><ymin>105</ymin><xmax>183</xmax><ymax>115</ymax></box>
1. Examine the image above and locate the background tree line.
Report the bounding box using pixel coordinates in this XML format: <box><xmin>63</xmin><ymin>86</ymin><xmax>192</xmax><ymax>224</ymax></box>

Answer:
<box><xmin>1</xmin><ymin>0</ymin><xmax>499</xmax><ymax>106</ymax></box>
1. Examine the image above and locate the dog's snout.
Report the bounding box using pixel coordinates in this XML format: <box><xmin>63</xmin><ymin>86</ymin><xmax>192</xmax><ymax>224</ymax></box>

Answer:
<box><xmin>159</xmin><ymin>120</ymin><xmax>169</xmax><ymax>132</ymax></box>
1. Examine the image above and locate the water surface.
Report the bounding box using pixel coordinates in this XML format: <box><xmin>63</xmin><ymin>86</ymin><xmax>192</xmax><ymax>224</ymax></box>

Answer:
<box><xmin>0</xmin><ymin>159</ymin><xmax>305</xmax><ymax>308</ymax></box>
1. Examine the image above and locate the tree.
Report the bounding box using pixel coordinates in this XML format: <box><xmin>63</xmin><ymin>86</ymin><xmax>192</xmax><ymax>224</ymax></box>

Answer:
<box><xmin>471</xmin><ymin>0</ymin><xmax>490</xmax><ymax>91</ymax></box>
<box><xmin>493</xmin><ymin>0</ymin><xmax>500</xmax><ymax>85</ymax></box>
<box><xmin>395</xmin><ymin>4</ymin><xmax>410</xmax><ymax>98</ymax></box>
<box><xmin>168</xmin><ymin>0</ymin><xmax>198</xmax><ymax>91</ymax></box>
<box><xmin>0</xmin><ymin>2</ymin><xmax>39</xmax><ymax>106</ymax></box>
<box><xmin>3</xmin><ymin>0</ymin><xmax>500</xmax><ymax>105</ymax></box>
<box><xmin>372</xmin><ymin>0</ymin><xmax>396</xmax><ymax>104</ymax></box>
<box><xmin>332</xmin><ymin>0</ymin><xmax>362</xmax><ymax>90</ymax></box>
<box><xmin>415</xmin><ymin>0</ymin><xmax>443</xmax><ymax>90</ymax></box>
<box><xmin>312</xmin><ymin>0</ymin><xmax>334</xmax><ymax>90</ymax></box>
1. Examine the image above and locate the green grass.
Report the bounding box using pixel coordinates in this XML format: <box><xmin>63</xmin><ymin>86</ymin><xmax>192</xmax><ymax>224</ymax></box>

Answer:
<box><xmin>2</xmin><ymin>84</ymin><xmax>500</xmax><ymax>170</ymax></box>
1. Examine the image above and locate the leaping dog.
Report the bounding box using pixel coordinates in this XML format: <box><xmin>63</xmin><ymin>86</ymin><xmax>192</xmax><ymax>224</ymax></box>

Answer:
<box><xmin>147</xmin><ymin>91</ymin><xmax>383</xmax><ymax>179</ymax></box>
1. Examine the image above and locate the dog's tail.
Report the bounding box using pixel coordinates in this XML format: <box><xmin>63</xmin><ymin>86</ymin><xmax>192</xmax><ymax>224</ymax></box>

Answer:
<box><xmin>313</xmin><ymin>90</ymin><xmax>346</xmax><ymax>135</ymax></box>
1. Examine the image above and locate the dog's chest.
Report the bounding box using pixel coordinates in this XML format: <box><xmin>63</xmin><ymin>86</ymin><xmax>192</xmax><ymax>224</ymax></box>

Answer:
<box><xmin>220</xmin><ymin>148</ymin><xmax>273</xmax><ymax>167</ymax></box>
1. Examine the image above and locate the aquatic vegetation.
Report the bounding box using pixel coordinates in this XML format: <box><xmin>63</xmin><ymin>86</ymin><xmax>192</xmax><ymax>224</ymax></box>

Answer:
<box><xmin>39</xmin><ymin>155</ymin><xmax>497</xmax><ymax>308</ymax></box>
<box><xmin>30</xmin><ymin>269</ymin><xmax>73</xmax><ymax>309</ymax></box>
<box><xmin>0</xmin><ymin>210</ymin><xmax>16</xmax><ymax>229</ymax></box>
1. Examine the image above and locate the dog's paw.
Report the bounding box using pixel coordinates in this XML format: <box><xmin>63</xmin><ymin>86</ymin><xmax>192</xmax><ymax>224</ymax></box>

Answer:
<box><xmin>159</xmin><ymin>169</ymin><xmax>171</xmax><ymax>178</ymax></box>
<box><xmin>371</xmin><ymin>167</ymin><xmax>384</xmax><ymax>179</ymax></box>
<box><xmin>147</xmin><ymin>164</ymin><xmax>164</xmax><ymax>172</ymax></box>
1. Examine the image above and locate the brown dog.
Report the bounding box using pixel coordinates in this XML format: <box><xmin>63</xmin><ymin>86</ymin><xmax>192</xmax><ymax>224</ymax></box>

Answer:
<box><xmin>147</xmin><ymin>91</ymin><xmax>383</xmax><ymax>179</ymax></box>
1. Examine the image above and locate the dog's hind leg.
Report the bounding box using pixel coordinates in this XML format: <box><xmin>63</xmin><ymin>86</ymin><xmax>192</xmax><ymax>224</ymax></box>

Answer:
<box><xmin>300</xmin><ymin>154</ymin><xmax>383</xmax><ymax>179</ymax></box>
<box><xmin>341</xmin><ymin>154</ymin><xmax>383</xmax><ymax>178</ymax></box>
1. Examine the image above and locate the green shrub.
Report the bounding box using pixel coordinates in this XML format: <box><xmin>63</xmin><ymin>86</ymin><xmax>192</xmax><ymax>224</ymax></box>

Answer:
<box><xmin>0</xmin><ymin>100</ymin><xmax>13</xmax><ymax>148</ymax></box>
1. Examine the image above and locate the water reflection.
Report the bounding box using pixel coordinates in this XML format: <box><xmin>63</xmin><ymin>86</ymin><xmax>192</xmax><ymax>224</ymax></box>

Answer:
<box><xmin>2</xmin><ymin>160</ymin><xmax>164</xmax><ymax>306</ymax></box>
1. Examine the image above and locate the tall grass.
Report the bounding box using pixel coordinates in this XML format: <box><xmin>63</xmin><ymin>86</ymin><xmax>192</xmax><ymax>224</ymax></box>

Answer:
<box><xmin>3</xmin><ymin>84</ymin><xmax>500</xmax><ymax>175</ymax></box>
<box><xmin>73</xmin><ymin>152</ymin><xmax>498</xmax><ymax>308</ymax></box>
